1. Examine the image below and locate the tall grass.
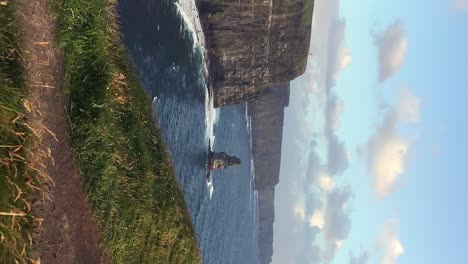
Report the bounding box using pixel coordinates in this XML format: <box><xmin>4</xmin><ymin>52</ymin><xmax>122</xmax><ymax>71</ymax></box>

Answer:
<box><xmin>52</xmin><ymin>0</ymin><xmax>202</xmax><ymax>263</ymax></box>
<box><xmin>0</xmin><ymin>2</ymin><xmax>49</xmax><ymax>263</ymax></box>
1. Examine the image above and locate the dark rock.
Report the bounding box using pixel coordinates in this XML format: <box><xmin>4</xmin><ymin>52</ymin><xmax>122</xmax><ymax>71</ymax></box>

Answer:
<box><xmin>196</xmin><ymin>0</ymin><xmax>314</xmax><ymax>107</ymax></box>
<box><xmin>249</xmin><ymin>84</ymin><xmax>289</xmax><ymax>264</ymax></box>
<box><xmin>206</xmin><ymin>151</ymin><xmax>241</xmax><ymax>170</ymax></box>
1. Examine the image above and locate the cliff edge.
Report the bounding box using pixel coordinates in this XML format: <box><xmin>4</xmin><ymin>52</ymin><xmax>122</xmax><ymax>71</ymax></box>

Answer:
<box><xmin>197</xmin><ymin>0</ymin><xmax>313</xmax><ymax>106</ymax></box>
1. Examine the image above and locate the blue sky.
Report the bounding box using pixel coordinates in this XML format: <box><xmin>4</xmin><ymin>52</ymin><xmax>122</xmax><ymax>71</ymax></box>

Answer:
<box><xmin>273</xmin><ymin>0</ymin><xmax>468</xmax><ymax>263</ymax></box>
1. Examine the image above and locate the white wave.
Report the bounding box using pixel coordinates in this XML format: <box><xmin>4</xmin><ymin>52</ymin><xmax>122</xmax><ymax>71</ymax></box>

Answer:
<box><xmin>249</xmin><ymin>170</ymin><xmax>252</xmax><ymax>211</ymax></box>
<box><xmin>253</xmin><ymin>190</ymin><xmax>259</xmax><ymax>239</ymax></box>
<box><xmin>248</xmin><ymin>116</ymin><xmax>252</xmax><ymax>150</ymax></box>
<box><xmin>174</xmin><ymin>0</ymin><xmax>209</xmax><ymax>76</ymax></box>
<box><xmin>206</xmin><ymin>177</ymin><xmax>214</xmax><ymax>200</ymax></box>
<box><xmin>175</xmin><ymin>0</ymin><xmax>216</xmax><ymax>144</ymax></box>
<box><xmin>176</xmin><ymin>0</ymin><xmax>218</xmax><ymax>197</ymax></box>
<box><xmin>204</xmin><ymin>87</ymin><xmax>218</xmax><ymax>144</ymax></box>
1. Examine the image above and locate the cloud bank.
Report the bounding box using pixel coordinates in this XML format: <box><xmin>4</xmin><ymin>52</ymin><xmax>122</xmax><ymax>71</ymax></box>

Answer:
<box><xmin>294</xmin><ymin>185</ymin><xmax>353</xmax><ymax>264</ymax></box>
<box><xmin>374</xmin><ymin>21</ymin><xmax>408</xmax><ymax>82</ymax></box>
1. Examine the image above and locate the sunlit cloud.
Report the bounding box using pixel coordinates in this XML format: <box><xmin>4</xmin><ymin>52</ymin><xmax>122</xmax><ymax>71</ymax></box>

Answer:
<box><xmin>335</xmin><ymin>46</ymin><xmax>352</xmax><ymax>73</ymax></box>
<box><xmin>379</xmin><ymin>221</ymin><xmax>404</xmax><ymax>264</ymax></box>
<box><xmin>309</xmin><ymin>209</ymin><xmax>325</xmax><ymax>229</ymax></box>
<box><xmin>317</xmin><ymin>173</ymin><xmax>336</xmax><ymax>192</ymax></box>
<box><xmin>366</xmin><ymin>112</ymin><xmax>409</xmax><ymax>198</ymax></box>
<box><xmin>372</xmin><ymin>135</ymin><xmax>408</xmax><ymax>198</ymax></box>
<box><xmin>366</xmin><ymin>89</ymin><xmax>420</xmax><ymax>198</ymax></box>
<box><xmin>374</xmin><ymin>20</ymin><xmax>408</xmax><ymax>82</ymax></box>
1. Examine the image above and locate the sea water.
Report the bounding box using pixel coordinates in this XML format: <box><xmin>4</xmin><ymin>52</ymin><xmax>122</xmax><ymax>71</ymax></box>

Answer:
<box><xmin>118</xmin><ymin>1</ymin><xmax>259</xmax><ymax>263</ymax></box>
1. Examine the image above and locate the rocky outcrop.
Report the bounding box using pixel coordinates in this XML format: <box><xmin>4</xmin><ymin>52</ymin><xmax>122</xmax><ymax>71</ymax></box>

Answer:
<box><xmin>196</xmin><ymin>0</ymin><xmax>314</xmax><ymax>106</ymax></box>
<box><xmin>206</xmin><ymin>151</ymin><xmax>241</xmax><ymax>170</ymax></box>
<box><xmin>248</xmin><ymin>84</ymin><xmax>290</xmax><ymax>264</ymax></box>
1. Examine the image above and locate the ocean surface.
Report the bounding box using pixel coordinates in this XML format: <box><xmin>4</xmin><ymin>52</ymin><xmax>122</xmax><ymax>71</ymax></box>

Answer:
<box><xmin>118</xmin><ymin>1</ymin><xmax>259</xmax><ymax>263</ymax></box>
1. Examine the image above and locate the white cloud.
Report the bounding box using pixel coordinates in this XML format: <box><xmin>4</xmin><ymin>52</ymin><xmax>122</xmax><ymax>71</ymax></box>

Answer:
<box><xmin>335</xmin><ymin>47</ymin><xmax>352</xmax><ymax>73</ymax></box>
<box><xmin>453</xmin><ymin>0</ymin><xmax>468</xmax><ymax>13</ymax></box>
<box><xmin>372</xmin><ymin>137</ymin><xmax>409</xmax><ymax>198</ymax></box>
<box><xmin>309</xmin><ymin>209</ymin><xmax>325</xmax><ymax>229</ymax></box>
<box><xmin>366</xmin><ymin>89</ymin><xmax>420</xmax><ymax>198</ymax></box>
<box><xmin>375</xmin><ymin>21</ymin><xmax>408</xmax><ymax>81</ymax></box>
<box><xmin>379</xmin><ymin>221</ymin><xmax>404</xmax><ymax>264</ymax></box>
<box><xmin>318</xmin><ymin>173</ymin><xmax>336</xmax><ymax>192</ymax></box>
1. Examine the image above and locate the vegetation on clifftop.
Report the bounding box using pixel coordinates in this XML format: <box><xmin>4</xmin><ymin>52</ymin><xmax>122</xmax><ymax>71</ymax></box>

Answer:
<box><xmin>52</xmin><ymin>0</ymin><xmax>201</xmax><ymax>263</ymax></box>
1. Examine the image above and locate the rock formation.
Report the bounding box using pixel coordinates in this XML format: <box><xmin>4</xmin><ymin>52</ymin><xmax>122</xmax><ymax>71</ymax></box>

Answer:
<box><xmin>196</xmin><ymin>0</ymin><xmax>314</xmax><ymax>107</ymax></box>
<box><xmin>206</xmin><ymin>151</ymin><xmax>241</xmax><ymax>170</ymax></box>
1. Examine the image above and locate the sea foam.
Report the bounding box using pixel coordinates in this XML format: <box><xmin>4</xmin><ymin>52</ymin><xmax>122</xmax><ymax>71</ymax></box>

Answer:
<box><xmin>176</xmin><ymin>0</ymin><xmax>218</xmax><ymax>199</ymax></box>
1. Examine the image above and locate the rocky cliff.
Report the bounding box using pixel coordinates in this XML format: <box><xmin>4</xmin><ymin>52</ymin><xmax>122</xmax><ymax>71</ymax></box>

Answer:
<box><xmin>248</xmin><ymin>83</ymin><xmax>289</xmax><ymax>190</ymax></box>
<box><xmin>196</xmin><ymin>0</ymin><xmax>313</xmax><ymax>106</ymax></box>
<box><xmin>248</xmin><ymin>84</ymin><xmax>290</xmax><ymax>264</ymax></box>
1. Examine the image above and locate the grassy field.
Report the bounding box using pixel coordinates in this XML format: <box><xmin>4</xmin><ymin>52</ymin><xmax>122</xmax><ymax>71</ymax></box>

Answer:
<box><xmin>0</xmin><ymin>2</ymin><xmax>50</xmax><ymax>263</ymax></box>
<box><xmin>52</xmin><ymin>0</ymin><xmax>201</xmax><ymax>263</ymax></box>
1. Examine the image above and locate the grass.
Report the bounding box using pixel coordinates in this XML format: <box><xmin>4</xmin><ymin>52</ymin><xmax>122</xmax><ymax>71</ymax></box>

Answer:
<box><xmin>0</xmin><ymin>2</ymin><xmax>50</xmax><ymax>263</ymax></box>
<box><xmin>51</xmin><ymin>0</ymin><xmax>202</xmax><ymax>263</ymax></box>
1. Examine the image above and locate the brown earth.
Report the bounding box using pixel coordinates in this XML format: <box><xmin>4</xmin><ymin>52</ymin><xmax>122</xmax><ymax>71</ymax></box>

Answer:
<box><xmin>18</xmin><ymin>0</ymin><xmax>109</xmax><ymax>263</ymax></box>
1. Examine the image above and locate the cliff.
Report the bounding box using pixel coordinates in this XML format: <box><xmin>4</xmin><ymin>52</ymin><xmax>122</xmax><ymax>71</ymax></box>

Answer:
<box><xmin>248</xmin><ymin>83</ymin><xmax>289</xmax><ymax>190</ymax></box>
<box><xmin>258</xmin><ymin>188</ymin><xmax>276</xmax><ymax>264</ymax></box>
<box><xmin>196</xmin><ymin>0</ymin><xmax>313</xmax><ymax>106</ymax></box>
<box><xmin>248</xmin><ymin>84</ymin><xmax>290</xmax><ymax>264</ymax></box>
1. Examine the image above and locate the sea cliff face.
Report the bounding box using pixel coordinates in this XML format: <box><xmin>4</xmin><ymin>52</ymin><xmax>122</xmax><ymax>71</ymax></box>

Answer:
<box><xmin>248</xmin><ymin>84</ymin><xmax>290</xmax><ymax>264</ymax></box>
<box><xmin>196</xmin><ymin>0</ymin><xmax>313</xmax><ymax>106</ymax></box>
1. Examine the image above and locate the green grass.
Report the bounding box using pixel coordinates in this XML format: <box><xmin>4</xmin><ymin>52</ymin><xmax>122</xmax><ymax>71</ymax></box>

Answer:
<box><xmin>0</xmin><ymin>2</ymin><xmax>49</xmax><ymax>263</ymax></box>
<box><xmin>51</xmin><ymin>0</ymin><xmax>202</xmax><ymax>263</ymax></box>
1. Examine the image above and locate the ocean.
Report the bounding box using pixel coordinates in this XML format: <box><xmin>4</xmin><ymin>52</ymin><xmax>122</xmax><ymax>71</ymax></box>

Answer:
<box><xmin>118</xmin><ymin>1</ymin><xmax>259</xmax><ymax>263</ymax></box>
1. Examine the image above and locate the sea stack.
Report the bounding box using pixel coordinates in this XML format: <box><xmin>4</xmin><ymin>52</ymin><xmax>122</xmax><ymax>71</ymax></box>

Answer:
<box><xmin>206</xmin><ymin>151</ymin><xmax>241</xmax><ymax>170</ymax></box>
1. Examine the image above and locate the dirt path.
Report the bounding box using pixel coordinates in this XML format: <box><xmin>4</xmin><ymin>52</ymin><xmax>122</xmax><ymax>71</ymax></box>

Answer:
<box><xmin>19</xmin><ymin>1</ymin><xmax>109</xmax><ymax>263</ymax></box>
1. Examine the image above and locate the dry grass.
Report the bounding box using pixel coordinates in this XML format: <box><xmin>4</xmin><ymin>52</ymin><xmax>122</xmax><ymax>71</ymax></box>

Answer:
<box><xmin>0</xmin><ymin>2</ymin><xmax>52</xmax><ymax>263</ymax></box>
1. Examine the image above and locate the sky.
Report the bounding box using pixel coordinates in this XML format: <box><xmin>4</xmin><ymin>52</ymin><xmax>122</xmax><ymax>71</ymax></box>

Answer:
<box><xmin>273</xmin><ymin>0</ymin><xmax>468</xmax><ymax>263</ymax></box>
